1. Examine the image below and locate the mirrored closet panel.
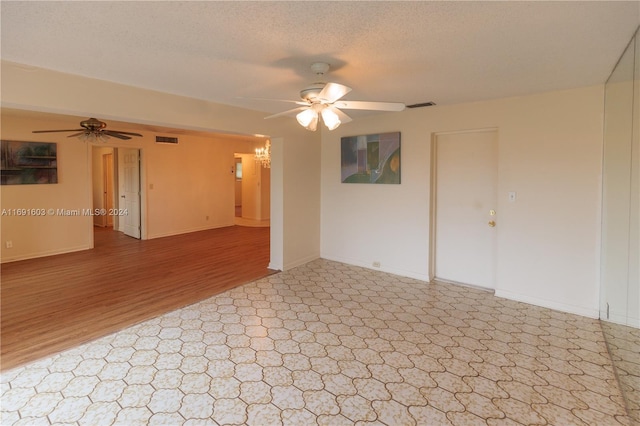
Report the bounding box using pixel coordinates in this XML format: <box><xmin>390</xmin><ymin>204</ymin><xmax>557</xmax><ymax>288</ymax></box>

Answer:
<box><xmin>600</xmin><ymin>26</ymin><xmax>639</xmax><ymax>424</ymax></box>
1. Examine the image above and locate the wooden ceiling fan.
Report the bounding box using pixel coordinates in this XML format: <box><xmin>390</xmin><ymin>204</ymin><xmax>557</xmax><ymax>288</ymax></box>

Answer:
<box><xmin>33</xmin><ymin>117</ymin><xmax>142</xmax><ymax>141</ymax></box>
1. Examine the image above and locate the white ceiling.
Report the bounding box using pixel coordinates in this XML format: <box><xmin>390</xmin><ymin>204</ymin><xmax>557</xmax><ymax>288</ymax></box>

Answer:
<box><xmin>1</xmin><ymin>1</ymin><xmax>639</xmax><ymax>118</ymax></box>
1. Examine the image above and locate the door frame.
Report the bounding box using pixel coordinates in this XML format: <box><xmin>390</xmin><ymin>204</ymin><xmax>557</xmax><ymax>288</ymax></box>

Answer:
<box><xmin>89</xmin><ymin>145</ymin><xmax>146</xmax><ymax>248</ymax></box>
<box><xmin>428</xmin><ymin>127</ymin><xmax>499</xmax><ymax>284</ymax></box>
<box><xmin>102</xmin><ymin>152</ymin><xmax>114</xmax><ymax>227</ymax></box>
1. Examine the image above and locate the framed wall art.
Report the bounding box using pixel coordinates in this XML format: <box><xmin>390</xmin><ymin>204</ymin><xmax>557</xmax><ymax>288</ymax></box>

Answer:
<box><xmin>1</xmin><ymin>141</ymin><xmax>58</xmax><ymax>185</ymax></box>
<box><xmin>341</xmin><ymin>132</ymin><xmax>400</xmax><ymax>184</ymax></box>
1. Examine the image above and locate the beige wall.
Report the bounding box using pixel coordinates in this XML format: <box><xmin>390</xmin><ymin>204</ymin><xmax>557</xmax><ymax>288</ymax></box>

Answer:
<box><xmin>321</xmin><ymin>85</ymin><xmax>605</xmax><ymax>318</ymax></box>
<box><xmin>1</xmin><ymin>61</ymin><xmax>321</xmax><ymax>269</ymax></box>
<box><xmin>0</xmin><ymin>112</ymin><xmax>258</xmax><ymax>259</ymax></box>
<box><xmin>146</xmin><ymin>133</ymin><xmax>247</xmax><ymax>238</ymax></box>
<box><xmin>1</xmin><ymin>114</ymin><xmax>94</xmax><ymax>261</ymax></box>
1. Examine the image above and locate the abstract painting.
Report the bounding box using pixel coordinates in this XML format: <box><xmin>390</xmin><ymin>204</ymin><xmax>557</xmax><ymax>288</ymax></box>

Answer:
<box><xmin>341</xmin><ymin>132</ymin><xmax>400</xmax><ymax>184</ymax></box>
<box><xmin>1</xmin><ymin>141</ymin><xmax>58</xmax><ymax>185</ymax></box>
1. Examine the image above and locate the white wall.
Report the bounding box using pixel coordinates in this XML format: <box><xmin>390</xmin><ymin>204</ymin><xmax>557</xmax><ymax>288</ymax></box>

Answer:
<box><xmin>269</xmin><ymin>137</ymin><xmax>284</xmax><ymax>270</ymax></box>
<box><xmin>321</xmin><ymin>85</ymin><xmax>605</xmax><ymax>318</ymax></box>
<box><xmin>1</xmin><ymin>61</ymin><xmax>321</xmax><ymax>269</ymax></box>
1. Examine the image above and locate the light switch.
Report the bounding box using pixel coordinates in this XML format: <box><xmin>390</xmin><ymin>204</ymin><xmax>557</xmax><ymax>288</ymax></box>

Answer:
<box><xmin>508</xmin><ymin>191</ymin><xmax>517</xmax><ymax>202</ymax></box>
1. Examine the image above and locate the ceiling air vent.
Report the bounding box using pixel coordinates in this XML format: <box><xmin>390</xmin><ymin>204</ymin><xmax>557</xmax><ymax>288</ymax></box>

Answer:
<box><xmin>156</xmin><ymin>136</ymin><xmax>178</xmax><ymax>144</ymax></box>
<box><xmin>406</xmin><ymin>101</ymin><xmax>436</xmax><ymax>108</ymax></box>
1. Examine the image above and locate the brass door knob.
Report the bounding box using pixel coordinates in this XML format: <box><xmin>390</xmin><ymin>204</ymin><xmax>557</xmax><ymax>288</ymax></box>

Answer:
<box><xmin>488</xmin><ymin>221</ymin><xmax>496</xmax><ymax>227</ymax></box>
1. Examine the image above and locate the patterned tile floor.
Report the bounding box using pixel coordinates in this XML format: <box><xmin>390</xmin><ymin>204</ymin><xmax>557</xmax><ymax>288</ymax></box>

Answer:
<box><xmin>0</xmin><ymin>259</ymin><xmax>634</xmax><ymax>425</ymax></box>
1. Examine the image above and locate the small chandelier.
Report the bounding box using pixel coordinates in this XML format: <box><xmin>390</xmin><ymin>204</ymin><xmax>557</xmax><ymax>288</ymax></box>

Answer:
<box><xmin>255</xmin><ymin>140</ymin><xmax>271</xmax><ymax>168</ymax></box>
<box><xmin>78</xmin><ymin>132</ymin><xmax>110</xmax><ymax>143</ymax></box>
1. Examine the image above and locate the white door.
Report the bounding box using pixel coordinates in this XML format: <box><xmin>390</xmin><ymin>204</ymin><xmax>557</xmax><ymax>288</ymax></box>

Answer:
<box><xmin>433</xmin><ymin>129</ymin><xmax>498</xmax><ymax>289</ymax></box>
<box><xmin>118</xmin><ymin>148</ymin><xmax>141</xmax><ymax>239</ymax></box>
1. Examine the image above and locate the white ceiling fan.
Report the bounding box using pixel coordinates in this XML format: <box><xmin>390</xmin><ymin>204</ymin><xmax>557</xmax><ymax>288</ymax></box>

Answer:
<box><xmin>264</xmin><ymin>63</ymin><xmax>405</xmax><ymax>131</ymax></box>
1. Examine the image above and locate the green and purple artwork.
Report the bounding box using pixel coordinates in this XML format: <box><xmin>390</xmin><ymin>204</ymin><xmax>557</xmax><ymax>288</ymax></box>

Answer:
<box><xmin>1</xmin><ymin>141</ymin><xmax>58</xmax><ymax>185</ymax></box>
<box><xmin>341</xmin><ymin>132</ymin><xmax>400</xmax><ymax>184</ymax></box>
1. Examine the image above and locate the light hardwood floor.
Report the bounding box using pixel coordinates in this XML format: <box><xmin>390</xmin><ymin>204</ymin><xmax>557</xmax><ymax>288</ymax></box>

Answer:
<box><xmin>0</xmin><ymin>225</ymin><xmax>273</xmax><ymax>371</ymax></box>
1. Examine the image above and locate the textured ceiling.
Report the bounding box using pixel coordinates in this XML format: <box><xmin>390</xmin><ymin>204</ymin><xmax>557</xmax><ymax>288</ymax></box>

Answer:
<box><xmin>1</xmin><ymin>1</ymin><xmax>639</xmax><ymax>117</ymax></box>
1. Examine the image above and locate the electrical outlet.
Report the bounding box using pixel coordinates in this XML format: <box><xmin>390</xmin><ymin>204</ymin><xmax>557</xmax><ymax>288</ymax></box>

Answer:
<box><xmin>372</xmin><ymin>261</ymin><xmax>381</xmax><ymax>268</ymax></box>
<box><xmin>6</xmin><ymin>241</ymin><xmax>13</xmax><ymax>249</ymax></box>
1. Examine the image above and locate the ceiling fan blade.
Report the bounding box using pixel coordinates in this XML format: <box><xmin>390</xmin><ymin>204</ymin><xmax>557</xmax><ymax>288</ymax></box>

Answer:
<box><xmin>330</xmin><ymin>107</ymin><xmax>352</xmax><ymax>124</ymax></box>
<box><xmin>32</xmin><ymin>129</ymin><xmax>84</xmax><ymax>133</ymax></box>
<box><xmin>67</xmin><ymin>132</ymin><xmax>86</xmax><ymax>138</ymax></box>
<box><xmin>108</xmin><ymin>130</ymin><xmax>143</xmax><ymax>137</ymax></box>
<box><xmin>318</xmin><ymin>83</ymin><xmax>352</xmax><ymax>103</ymax></box>
<box><xmin>264</xmin><ymin>106</ymin><xmax>308</xmax><ymax>120</ymax></box>
<box><xmin>238</xmin><ymin>96</ymin><xmax>308</xmax><ymax>106</ymax></box>
<box><xmin>103</xmin><ymin>131</ymin><xmax>132</xmax><ymax>140</ymax></box>
<box><xmin>333</xmin><ymin>100</ymin><xmax>405</xmax><ymax>112</ymax></box>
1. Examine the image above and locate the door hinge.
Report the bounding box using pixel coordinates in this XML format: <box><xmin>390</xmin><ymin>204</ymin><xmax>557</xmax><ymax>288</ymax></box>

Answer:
<box><xmin>606</xmin><ymin>303</ymin><xmax>610</xmax><ymax>319</ymax></box>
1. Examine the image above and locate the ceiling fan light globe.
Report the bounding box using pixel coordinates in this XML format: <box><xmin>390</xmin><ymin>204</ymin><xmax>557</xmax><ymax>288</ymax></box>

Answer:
<box><xmin>78</xmin><ymin>132</ymin><xmax>92</xmax><ymax>143</ymax></box>
<box><xmin>296</xmin><ymin>108</ymin><xmax>316</xmax><ymax>126</ymax></box>
<box><xmin>306</xmin><ymin>116</ymin><xmax>319</xmax><ymax>131</ymax></box>
<box><xmin>321</xmin><ymin>108</ymin><xmax>341</xmax><ymax>131</ymax></box>
<box><xmin>296</xmin><ymin>109</ymin><xmax>319</xmax><ymax>131</ymax></box>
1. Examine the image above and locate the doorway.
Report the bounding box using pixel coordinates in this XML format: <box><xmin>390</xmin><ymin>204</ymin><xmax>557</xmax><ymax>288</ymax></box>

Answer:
<box><xmin>234</xmin><ymin>157</ymin><xmax>242</xmax><ymax>218</ymax></box>
<box><xmin>92</xmin><ymin>147</ymin><xmax>115</xmax><ymax>228</ymax></box>
<box><xmin>92</xmin><ymin>146</ymin><xmax>142</xmax><ymax>241</ymax></box>
<box><xmin>233</xmin><ymin>152</ymin><xmax>270</xmax><ymax>227</ymax></box>
<box><xmin>430</xmin><ymin>129</ymin><xmax>498</xmax><ymax>289</ymax></box>
<box><xmin>103</xmin><ymin>153</ymin><xmax>114</xmax><ymax>227</ymax></box>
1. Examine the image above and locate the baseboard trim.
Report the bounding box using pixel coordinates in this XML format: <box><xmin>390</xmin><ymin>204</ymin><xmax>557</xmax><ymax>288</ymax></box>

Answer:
<box><xmin>318</xmin><ymin>255</ymin><xmax>598</xmax><ymax>319</ymax></box>
<box><xmin>495</xmin><ymin>289</ymin><xmax>599</xmax><ymax>319</ymax></box>
<box><xmin>604</xmin><ymin>312</ymin><xmax>640</xmax><ymax>328</ymax></box>
<box><xmin>433</xmin><ymin>277</ymin><xmax>495</xmax><ymax>293</ymax></box>
<box><xmin>319</xmin><ymin>254</ymin><xmax>430</xmax><ymax>282</ymax></box>
<box><xmin>148</xmin><ymin>222</ymin><xmax>235</xmax><ymax>240</ymax></box>
<box><xmin>283</xmin><ymin>253</ymin><xmax>320</xmax><ymax>271</ymax></box>
<box><xmin>268</xmin><ymin>263</ymin><xmax>283</xmax><ymax>271</ymax></box>
<box><xmin>1</xmin><ymin>244</ymin><xmax>91</xmax><ymax>263</ymax></box>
